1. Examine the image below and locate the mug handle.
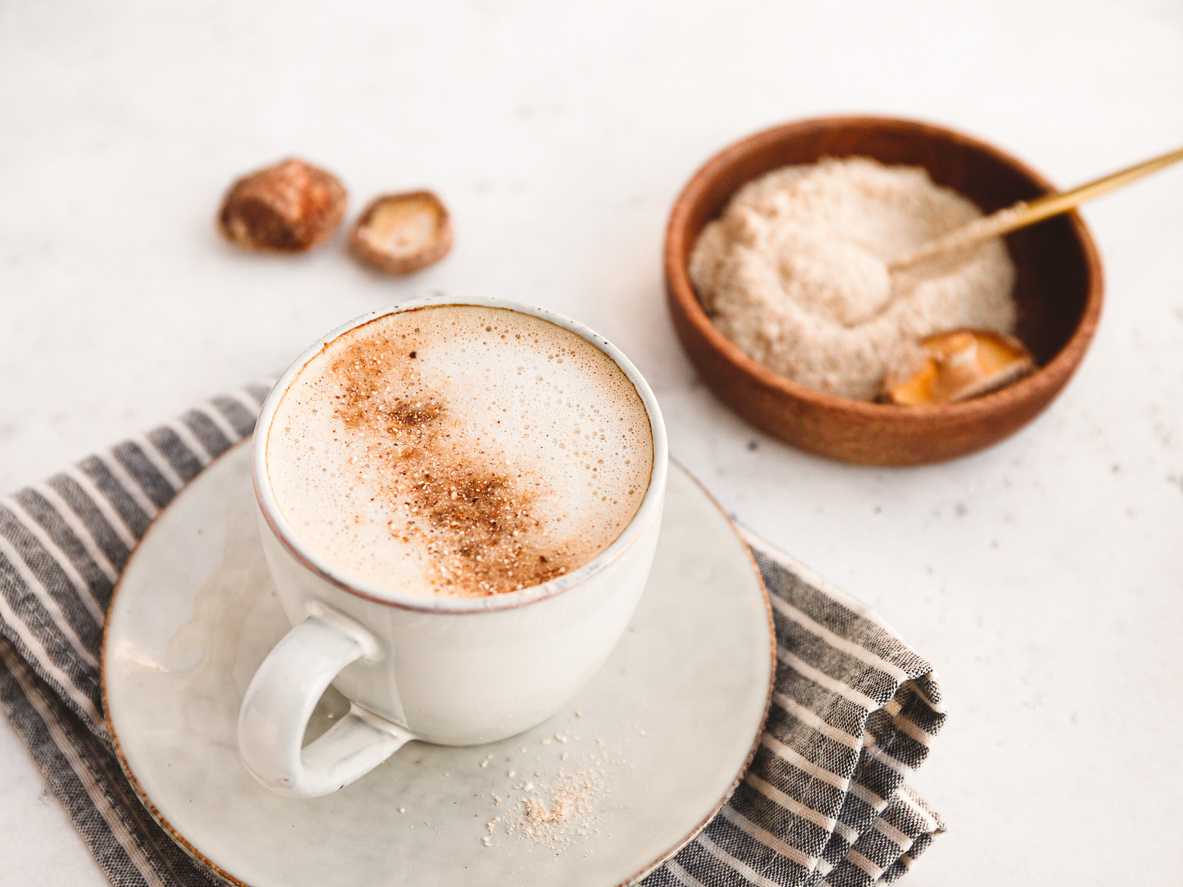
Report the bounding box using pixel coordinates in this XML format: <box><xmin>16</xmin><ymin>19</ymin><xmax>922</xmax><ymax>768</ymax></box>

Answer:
<box><xmin>237</xmin><ymin>608</ymin><xmax>414</xmax><ymax>798</ymax></box>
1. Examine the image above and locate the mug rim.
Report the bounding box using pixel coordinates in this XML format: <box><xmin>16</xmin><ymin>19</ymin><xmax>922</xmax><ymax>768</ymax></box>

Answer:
<box><xmin>251</xmin><ymin>295</ymin><xmax>669</xmax><ymax>614</ymax></box>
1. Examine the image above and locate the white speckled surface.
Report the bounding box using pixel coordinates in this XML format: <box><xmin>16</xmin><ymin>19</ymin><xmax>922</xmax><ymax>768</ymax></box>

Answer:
<box><xmin>103</xmin><ymin>445</ymin><xmax>772</xmax><ymax>887</ymax></box>
<box><xmin>3</xmin><ymin>2</ymin><xmax>1183</xmax><ymax>884</ymax></box>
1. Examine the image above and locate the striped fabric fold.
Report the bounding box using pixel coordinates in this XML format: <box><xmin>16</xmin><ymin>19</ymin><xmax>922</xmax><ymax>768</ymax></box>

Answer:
<box><xmin>642</xmin><ymin>534</ymin><xmax>946</xmax><ymax>887</ymax></box>
<box><xmin>0</xmin><ymin>385</ymin><xmax>945</xmax><ymax>887</ymax></box>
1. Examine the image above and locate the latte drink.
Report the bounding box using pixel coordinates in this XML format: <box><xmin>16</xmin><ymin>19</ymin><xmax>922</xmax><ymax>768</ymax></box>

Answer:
<box><xmin>265</xmin><ymin>304</ymin><xmax>654</xmax><ymax>598</ymax></box>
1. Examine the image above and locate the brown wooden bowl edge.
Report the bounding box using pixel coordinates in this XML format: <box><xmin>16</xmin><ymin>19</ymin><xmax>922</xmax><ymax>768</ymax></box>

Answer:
<box><xmin>662</xmin><ymin>115</ymin><xmax>1106</xmax><ymax>466</ymax></box>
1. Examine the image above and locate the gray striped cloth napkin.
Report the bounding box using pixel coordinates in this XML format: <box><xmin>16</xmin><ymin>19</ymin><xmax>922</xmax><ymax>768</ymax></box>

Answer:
<box><xmin>0</xmin><ymin>384</ymin><xmax>946</xmax><ymax>887</ymax></box>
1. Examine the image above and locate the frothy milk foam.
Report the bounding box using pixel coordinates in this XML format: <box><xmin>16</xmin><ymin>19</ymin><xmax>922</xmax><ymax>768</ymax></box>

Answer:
<box><xmin>266</xmin><ymin>305</ymin><xmax>654</xmax><ymax>598</ymax></box>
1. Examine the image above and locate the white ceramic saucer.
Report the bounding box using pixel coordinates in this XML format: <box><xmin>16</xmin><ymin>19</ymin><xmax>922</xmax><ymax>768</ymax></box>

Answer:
<box><xmin>102</xmin><ymin>442</ymin><xmax>774</xmax><ymax>887</ymax></box>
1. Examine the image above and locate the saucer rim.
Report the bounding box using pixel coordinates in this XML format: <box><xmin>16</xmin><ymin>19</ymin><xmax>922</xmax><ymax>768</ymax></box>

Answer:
<box><xmin>101</xmin><ymin>439</ymin><xmax>775</xmax><ymax>887</ymax></box>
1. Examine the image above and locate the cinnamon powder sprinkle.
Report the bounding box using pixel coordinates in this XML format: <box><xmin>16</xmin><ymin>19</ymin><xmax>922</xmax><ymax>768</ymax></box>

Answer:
<box><xmin>329</xmin><ymin>333</ymin><xmax>575</xmax><ymax>596</ymax></box>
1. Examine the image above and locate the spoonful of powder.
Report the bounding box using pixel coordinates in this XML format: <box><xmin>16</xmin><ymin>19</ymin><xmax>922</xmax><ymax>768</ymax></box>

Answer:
<box><xmin>774</xmin><ymin>233</ymin><xmax>893</xmax><ymax>327</ymax></box>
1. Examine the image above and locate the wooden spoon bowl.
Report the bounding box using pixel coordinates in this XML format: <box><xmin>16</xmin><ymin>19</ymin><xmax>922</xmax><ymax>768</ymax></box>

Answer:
<box><xmin>664</xmin><ymin>116</ymin><xmax>1104</xmax><ymax>466</ymax></box>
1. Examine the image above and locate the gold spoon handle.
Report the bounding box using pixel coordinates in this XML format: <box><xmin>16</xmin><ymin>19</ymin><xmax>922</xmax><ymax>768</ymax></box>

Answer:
<box><xmin>888</xmin><ymin>144</ymin><xmax>1183</xmax><ymax>272</ymax></box>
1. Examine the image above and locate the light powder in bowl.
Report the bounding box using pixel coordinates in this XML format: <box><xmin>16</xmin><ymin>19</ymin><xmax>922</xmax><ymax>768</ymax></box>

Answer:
<box><xmin>688</xmin><ymin>157</ymin><xmax>1017</xmax><ymax>401</ymax></box>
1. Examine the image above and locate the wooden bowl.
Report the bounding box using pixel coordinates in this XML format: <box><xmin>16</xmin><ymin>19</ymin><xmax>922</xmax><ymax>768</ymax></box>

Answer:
<box><xmin>664</xmin><ymin>116</ymin><xmax>1104</xmax><ymax>466</ymax></box>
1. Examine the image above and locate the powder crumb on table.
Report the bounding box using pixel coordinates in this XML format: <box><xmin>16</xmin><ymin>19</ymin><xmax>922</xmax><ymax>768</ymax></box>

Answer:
<box><xmin>689</xmin><ymin>156</ymin><xmax>1017</xmax><ymax>401</ymax></box>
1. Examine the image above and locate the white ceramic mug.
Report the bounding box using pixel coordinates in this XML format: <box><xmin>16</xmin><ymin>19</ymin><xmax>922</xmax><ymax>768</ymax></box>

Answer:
<box><xmin>237</xmin><ymin>297</ymin><xmax>668</xmax><ymax>798</ymax></box>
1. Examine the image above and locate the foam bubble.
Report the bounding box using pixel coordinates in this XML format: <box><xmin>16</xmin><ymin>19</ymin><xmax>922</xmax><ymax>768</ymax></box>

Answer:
<box><xmin>266</xmin><ymin>306</ymin><xmax>654</xmax><ymax>598</ymax></box>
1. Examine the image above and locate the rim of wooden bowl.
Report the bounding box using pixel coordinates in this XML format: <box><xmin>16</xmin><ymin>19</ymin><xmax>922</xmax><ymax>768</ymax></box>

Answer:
<box><xmin>663</xmin><ymin>115</ymin><xmax>1105</xmax><ymax>464</ymax></box>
